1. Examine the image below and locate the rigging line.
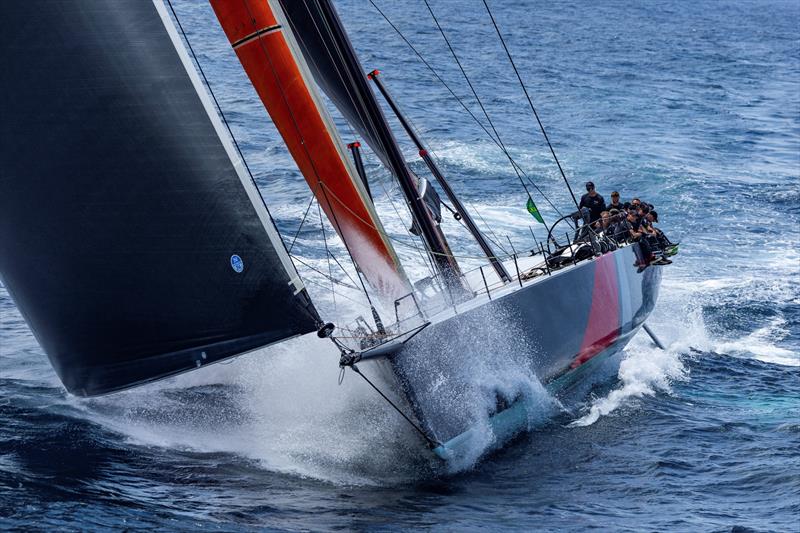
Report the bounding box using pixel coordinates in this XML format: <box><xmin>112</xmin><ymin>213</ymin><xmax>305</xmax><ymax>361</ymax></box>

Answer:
<box><xmin>316</xmin><ymin>177</ymin><xmax>376</xmax><ymax>305</ymax></box>
<box><xmin>290</xmin><ymin>2</ymin><xmax>390</xmax><ymax>189</ymax></box>
<box><xmin>288</xmin><ymin>1</ymin><xmax>425</xmax><ymax>279</ymax></box>
<box><xmin>312</xmin><ymin>195</ymin><xmax>364</xmax><ymax>291</ymax></box>
<box><xmin>481</xmin><ymin>0</ymin><xmax>579</xmax><ymax>209</ymax></box>
<box><xmin>423</xmin><ymin>3</ymin><xmax>563</xmax><ymax>221</ymax></box>
<box><xmin>291</xmin><ymin>255</ymin><xmax>361</xmax><ymax>291</ymax></box>
<box><xmin>386</xmin><ymin>88</ymin><xmax>512</xmax><ymax>256</ymax></box>
<box><xmin>320</xmin><ymin>181</ymin><xmax>522</xmax><ymax>261</ymax></box>
<box><xmin>301</xmin><ymin>0</ymin><xmax>554</xmax><ymax>269</ymax></box>
<box><xmin>308</xmin><ymin>0</ymin><xmax>447</xmax><ymax>276</ymax></box>
<box><xmin>288</xmin><ymin>192</ymin><xmax>318</xmax><ymax>253</ymax></box>
<box><xmin>375</xmin><ymin>174</ymin><xmax>437</xmax><ymax>278</ymax></box>
<box><xmin>302</xmin><ymin>275</ymin><xmax>373</xmax><ymax>309</ymax></box>
<box><xmin>338</xmin><ymin>114</ymin><xmax>434</xmax><ymax>278</ymax></box>
<box><xmin>468</xmin><ymin>200</ymin><xmax>510</xmax><ymax>255</ymax></box>
<box><xmin>301</xmin><ymin>0</ymin><xmax>494</xmax><ymax>280</ymax></box>
<box><xmin>374</xmin><ymin>71</ymin><xmax>505</xmax><ymax>252</ymax></box>
<box><xmin>337</xmin><ymin>112</ymin><xmax>435</xmax><ymax>277</ymax></box>
<box><xmin>368</xmin><ymin>0</ymin><xmax>563</xmax><ymax>218</ymax></box>
<box><xmin>318</xmin><ymin>200</ymin><xmax>337</xmax><ymax>310</ymax></box>
<box><xmin>367</xmin><ymin>0</ymin><xmax>498</xmax><ymax>146</ymax></box>
<box><xmin>165</xmin><ymin>0</ymin><xmax>300</xmax><ymax>255</ymax></box>
<box><xmin>304</xmin><ymin>76</ymin><xmax>425</xmax><ymax>287</ymax></box>
<box><xmin>346</xmin><ymin>363</ymin><xmax>441</xmax><ymax>448</ymax></box>
<box><xmin>326</xmin><ymin>247</ymin><xmax>362</xmax><ymax>290</ymax></box>
<box><xmin>421</xmin><ymin>0</ymin><xmax>537</xmax><ymax>206</ymax></box>
<box><xmin>294</xmin><ymin>0</ymin><xmax>404</xmax><ymax>188</ymax></box>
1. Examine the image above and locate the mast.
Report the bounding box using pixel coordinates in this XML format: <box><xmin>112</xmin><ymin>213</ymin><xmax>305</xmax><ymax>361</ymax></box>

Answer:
<box><xmin>368</xmin><ymin>70</ymin><xmax>512</xmax><ymax>284</ymax></box>
<box><xmin>209</xmin><ymin>0</ymin><xmax>411</xmax><ymax>301</ymax></box>
<box><xmin>277</xmin><ymin>0</ymin><xmax>467</xmax><ymax>294</ymax></box>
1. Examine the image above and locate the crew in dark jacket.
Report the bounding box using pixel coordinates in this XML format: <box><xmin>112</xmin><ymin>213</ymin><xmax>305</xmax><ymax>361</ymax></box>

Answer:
<box><xmin>579</xmin><ymin>181</ymin><xmax>606</xmax><ymax>223</ymax></box>
<box><xmin>608</xmin><ymin>191</ymin><xmax>624</xmax><ymax>212</ymax></box>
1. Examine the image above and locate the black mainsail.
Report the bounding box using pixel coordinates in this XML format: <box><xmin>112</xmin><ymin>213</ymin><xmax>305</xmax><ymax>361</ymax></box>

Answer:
<box><xmin>0</xmin><ymin>0</ymin><xmax>320</xmax><ymax>396</ymax></box>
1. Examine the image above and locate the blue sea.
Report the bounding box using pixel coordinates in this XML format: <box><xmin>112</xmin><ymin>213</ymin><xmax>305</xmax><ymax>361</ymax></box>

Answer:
<box><xmin>1</xmin><ymin>0</ymin><xmax>799</xmax><ymax>530</ymax></box>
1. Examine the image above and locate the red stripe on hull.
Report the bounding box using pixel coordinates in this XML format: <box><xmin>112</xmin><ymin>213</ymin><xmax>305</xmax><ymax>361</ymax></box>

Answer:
<box><xmin>571</xmin><ymin>253</ymin><xmax>621</xmax><ymax>368</ymax></box>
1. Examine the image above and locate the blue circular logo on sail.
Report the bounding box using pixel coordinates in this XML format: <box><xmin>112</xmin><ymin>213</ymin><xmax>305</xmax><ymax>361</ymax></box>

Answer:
<box><xmin>230</xmin><ymin>254</ymin><xmax>244</xmax><ymax>273</ymax></box>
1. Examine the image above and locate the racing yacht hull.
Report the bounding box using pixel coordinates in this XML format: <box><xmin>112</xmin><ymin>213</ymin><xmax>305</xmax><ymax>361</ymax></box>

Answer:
<box><xmin>383</xmin><ymin>245</ymin><xmax>662</xmax><ymax>458</ymax></box>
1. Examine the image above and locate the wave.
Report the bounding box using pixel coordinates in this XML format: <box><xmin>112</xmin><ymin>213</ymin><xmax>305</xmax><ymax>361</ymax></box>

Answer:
<box><xmin>568</xmin><ymin>316</ymin><xmax>691</xmax><ymax>428</ymax></box>
<box><xmin>567</xmin><ymin>237</ymin><xmax>799</xmax><ymax>427</ymax></box>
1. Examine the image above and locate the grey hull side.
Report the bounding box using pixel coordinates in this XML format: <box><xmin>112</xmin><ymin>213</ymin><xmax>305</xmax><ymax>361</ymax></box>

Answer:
<box><xmin>389</xmin><ymin>246</ymin><xmax>662</xmax><ymax>442</ymax></box>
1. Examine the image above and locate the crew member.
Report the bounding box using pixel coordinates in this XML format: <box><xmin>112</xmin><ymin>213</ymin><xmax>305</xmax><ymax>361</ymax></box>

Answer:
<box><xmin>608</xmin><ymin>191</ymin><xmax>624</xmax><ymax>211</ymax></box>
<box><xmin>579</xmin><ymin>181</ymin><xmax>606</xmax><ymax>223</ymax></box>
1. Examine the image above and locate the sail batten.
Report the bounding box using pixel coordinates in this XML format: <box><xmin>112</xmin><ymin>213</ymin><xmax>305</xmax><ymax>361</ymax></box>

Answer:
<box><xmin>0</xmin><ymin>0</ymin><xmax>320</xmax><ymax>396</ymax></box>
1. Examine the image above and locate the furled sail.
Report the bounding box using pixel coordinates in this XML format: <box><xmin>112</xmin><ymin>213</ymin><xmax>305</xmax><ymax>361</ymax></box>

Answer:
<box><xmin>0</xmin><ymin>0</ymin><xmax>320</xmax><ymax>396</ymax></box>
<box><xmin>209</xmin><ymin>0</ymin><xmax>411</xmax><ymax>300</ymax></box>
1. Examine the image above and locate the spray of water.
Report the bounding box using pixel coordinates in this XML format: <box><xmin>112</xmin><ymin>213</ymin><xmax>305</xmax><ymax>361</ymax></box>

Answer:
<box><xmin>567</xmin><ymin>236</ymin><xmax>799</xmax><ymax>428</ymax></box>
<box><xmin>569</xmin><ymin>334</ymin><xmax>688</xmax><ymax>427</ymax></box>
<box><xmin>71</xmin><ymin>335</ymin><xmax>437</xmax><ymax>485</ymax></box>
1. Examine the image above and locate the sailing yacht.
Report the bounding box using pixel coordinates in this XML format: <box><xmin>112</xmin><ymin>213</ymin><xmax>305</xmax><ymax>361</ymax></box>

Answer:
<box><xmin>0</xmin><ymin>0</ymin><xmax>663</xmax><ymax>461</ymax></box>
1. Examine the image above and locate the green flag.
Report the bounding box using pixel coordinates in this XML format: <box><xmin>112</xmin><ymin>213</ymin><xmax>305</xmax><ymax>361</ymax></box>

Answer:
<box><xmin>526</xmin><ymin>197</ymin><xmax>544</xmax><ymax>224</ymax></box>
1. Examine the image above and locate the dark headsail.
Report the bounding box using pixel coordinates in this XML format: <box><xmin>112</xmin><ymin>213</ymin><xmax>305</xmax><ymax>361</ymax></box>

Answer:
<box><xmin>278</xmin><ymin>0</ymin><xmax>395</xmax><ymax>172</ymax></box>
<box><xmin>278</xmin><ymin>0</ymin><xmax>465</xmax><ymax>287</ymax></box>
<box><xmin>0</xmin><ymin>0</ymin><xmax>320</xmax><ymax>396</ymax></box>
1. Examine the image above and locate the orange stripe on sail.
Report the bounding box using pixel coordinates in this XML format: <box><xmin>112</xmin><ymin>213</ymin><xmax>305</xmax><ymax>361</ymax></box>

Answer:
<box><xmin>209</xmin><ymin>0</ymin><xmax>410</xmax><ymax>300</ymax></box>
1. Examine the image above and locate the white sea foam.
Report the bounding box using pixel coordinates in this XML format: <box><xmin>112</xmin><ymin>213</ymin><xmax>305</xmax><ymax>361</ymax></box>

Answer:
<box><xmin>569</xmin><ymin>336</ymin><xmax>688</xmax><ymax>427</ymax></box>
<box><xmin>713</xmin><ymin>317</ymin><xmax>799</xmax><ymax>367</ymax></box>
<box><xmin>72</xmin><ymin>335</ymin><xmax>434</xmax><ymax>485</ymax></box>
<box><xmin>569</xmin><ymin>238</ymin><xmax>799</xmax><ymax>427</ymax></box>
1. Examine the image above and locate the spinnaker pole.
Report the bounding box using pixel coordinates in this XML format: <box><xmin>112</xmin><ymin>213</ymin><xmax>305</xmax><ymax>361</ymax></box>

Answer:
<box><xmin>369</xmin><ymin>70</ymin><xmax>512</xmax><ymax>284</ymax></box>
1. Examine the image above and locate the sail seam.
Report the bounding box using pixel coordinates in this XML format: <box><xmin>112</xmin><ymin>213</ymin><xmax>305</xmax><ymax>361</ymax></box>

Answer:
<box><xmin>232</xmin><ymin>25</ymin><xmax>282</xmax><ymax>49</ymax></box>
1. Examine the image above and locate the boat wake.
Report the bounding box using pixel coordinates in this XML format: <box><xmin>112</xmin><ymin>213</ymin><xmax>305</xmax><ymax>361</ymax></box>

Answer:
<box><xmin>567</xmin><ymin>245</ymin><xmax>800</xmax><ymax>427</ymax></box>
<box><xmin>568</xmin><ymin>332</ymin><xmax>688</xmax><ymax>427</ymax></box>
<box><xmin>59</xmin><ymin>338</ymin><xmax>415</xmax><ymax>486</ymax></box>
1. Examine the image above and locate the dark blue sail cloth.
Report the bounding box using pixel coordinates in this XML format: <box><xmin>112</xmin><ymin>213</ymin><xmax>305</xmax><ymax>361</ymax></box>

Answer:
<box><xmin>279</xmin><ymin>0</ymin><xmax>398</xmax><ymax>174</ymax></box>
<box><xmin>0</xmin><ymin>0</ymin><xmax>320</xmax><ymax>396</ymax></box>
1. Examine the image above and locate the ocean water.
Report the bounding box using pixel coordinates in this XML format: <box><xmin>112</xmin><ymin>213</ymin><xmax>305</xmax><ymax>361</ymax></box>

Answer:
<box><xmin>1</xmin><ymin>0</ymin><xmax>799</xmax><ymax>530</ymax></box>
